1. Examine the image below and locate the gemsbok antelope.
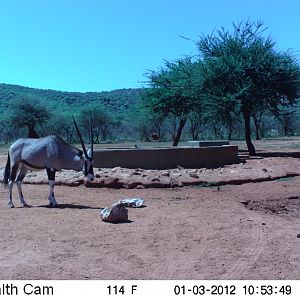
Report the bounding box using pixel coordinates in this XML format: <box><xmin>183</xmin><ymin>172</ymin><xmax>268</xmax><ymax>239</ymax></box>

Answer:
<box><xmin>3</xmin><ymin>118</ymin><xmax>94</xmax><ymax>208</ymax></box>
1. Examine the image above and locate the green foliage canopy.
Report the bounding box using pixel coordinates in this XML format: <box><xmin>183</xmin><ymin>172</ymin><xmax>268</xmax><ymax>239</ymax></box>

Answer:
<box><xmin>9</xmin><ymin>98</ymin><xmax>50</xmax><ymax>137</ymax></box>
<box><xmin>78</xmin><ymin>104</ymin><xmax>115</xmax><ymax>142</ymax></box>
<box><xmin>143</xmin><ymin>57</ymin><xmax>202</xmax><ymax>145</ymax></box>
<box><xmin>197</xmin><ymin>20</ymin><xmax>300</xmax><ymax>154</ymax></box>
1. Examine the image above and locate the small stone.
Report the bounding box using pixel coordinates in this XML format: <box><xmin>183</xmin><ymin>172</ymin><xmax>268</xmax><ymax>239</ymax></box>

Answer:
<box><xmin>161</xmin><ymin>171</ymin><xmax>170</xmax><ymax>177</ymax></box>
<box><xmin>136</xmin><ymin>185</ymin><xmax>146</xmax><ymax>189</ymax></box>
<box><xmin>151</xmin><ymin>177</ymin><xmax>160</xmax><ymax>182</ymax></box>
<box><xmin>297</xmin><ymin>234</ymin><xmax>300</xmax><ymax>238</ymax></box>
<box><xmin>189</xmin><ymin>173</ymin><xmax>199</xmax><ymax>178</ymax></box>
<box><xmin>132</xmin><ymin>171</ymin><xmax>142</xmax><ymax>175</ymax></box>
<box><xmin>111</xmin><ymin>167</ymin><xmax>121</xmax><ymax>172</ymax></box>
<box><xmin>262</xmin><ymin>222</ymin><xmax>266</xmax><ymax>225</ymax></box>
<box><xmin>172</xmin><ymin>173</ymin><xmax>181</xmax><ymax>178</ymax></box>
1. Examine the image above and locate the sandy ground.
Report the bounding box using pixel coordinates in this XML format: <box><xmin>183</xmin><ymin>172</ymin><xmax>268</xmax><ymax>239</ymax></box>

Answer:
<box><xmin>0</xmin><ymin>146</ymin><xmax>300</xmax><ymax>279</ymax></box>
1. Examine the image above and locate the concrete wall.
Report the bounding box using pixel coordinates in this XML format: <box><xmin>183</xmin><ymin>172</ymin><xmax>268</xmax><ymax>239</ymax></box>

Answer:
<box><xmin>93</xmin><ymin>145</ymin><xmax>239</xmax><ymax>169</ymax></box>
<box><xmin>187</xmin><ymin>140</ymin><xmax>230</xmax><ymax>147</ymax></box>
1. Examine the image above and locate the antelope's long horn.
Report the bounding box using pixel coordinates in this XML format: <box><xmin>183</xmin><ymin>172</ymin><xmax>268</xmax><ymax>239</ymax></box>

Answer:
<box><xmin>72</xmin><ymin>116</ymin><xmax>88</xmax><ymax>158</ymax></box>
<box><xmin>89</xmin><ymin>117</ymin><xmax>94</xmax><ymax>159</ymax></box>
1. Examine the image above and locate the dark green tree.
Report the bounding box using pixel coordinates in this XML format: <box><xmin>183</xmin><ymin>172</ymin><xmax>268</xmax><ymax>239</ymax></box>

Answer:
<box><xmin>197</xmin><ymin>20</ymin><xmax>300</xmax><ymax>154</ymax></box>
<box><xmin>78</xmin><ymin>104</ymin><xmax>115</xmax><ymax>142</ymax></box>
<box><xmin>42</xmin><ymin>115</ymin><xmax>75</xmax><ymax>142</ymax></box>
<box><xmin>252</xmin><ymin>105</ymin><xmax>267</xmax><ymax>140</ymax></box>
<box><xmin>9</xmin><ymin>98</ymin><xmax>50</xmax><ymax>138</ymax></box>
<box><xmin>188</xmin><ymin>111</ymin><xmax>206</xmax><ymax>140</ymax></box>
<box><xmin>273</xmin><ymin>107</ymin><xmax>296</xmax><ymax>136</ymax></box>
<box><xmin>143</xmin><ymin>57</ymin><xmax>201</xmax><ymax>146</ymax></box>
<box><xmin>130</xmin><ymin>104</ymin><xmax>166</xmax><ymax>142</ymax></box>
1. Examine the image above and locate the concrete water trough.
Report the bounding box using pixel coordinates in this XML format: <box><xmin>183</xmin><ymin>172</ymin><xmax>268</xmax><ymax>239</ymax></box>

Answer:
<box><xmin>187</xmin><ymin>140</ymin><xmax>230</xmax><ymax>147</ymax></box>
<box><xmin>93</xmin><ymin>145</ymin><xmax>239</xmax><ymax>169</ymax></box>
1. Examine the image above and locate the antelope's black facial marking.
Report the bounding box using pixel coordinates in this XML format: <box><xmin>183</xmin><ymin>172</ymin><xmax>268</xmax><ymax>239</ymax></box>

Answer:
<box><xmin>83</xmin><ymin>157</ymin><xmax>94</xmax><ymax>181</ymax></box>
<box><xmin>88</xmin><ymin>161</ymin><xmax>94</xmax><ymax>176</ymax></box>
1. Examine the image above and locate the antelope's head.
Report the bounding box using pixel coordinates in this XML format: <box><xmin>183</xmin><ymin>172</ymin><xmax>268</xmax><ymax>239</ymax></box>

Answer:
<box><xmin>73</xmin><ymin>117</ymin><xmax>94</xmax><ymax>182</ymax></box>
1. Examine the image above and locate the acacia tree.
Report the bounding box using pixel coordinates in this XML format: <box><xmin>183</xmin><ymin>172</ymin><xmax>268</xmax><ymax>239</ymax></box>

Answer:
<box><xmin>42</xmin><ymin>115</ymin><xmax>75</xmax><ymax>142</ymax></box>
<box><xmin>79</xmin><ymin>104</ymin><xmax>115</xmax><ymax>142</ymax></box>
<box><xmin>252</xmin><ymin>105</ymin><xmax>267</xmax><ymax>140</ymax></box>
<box><xmin>202</xmin><ymin>92</ymin><xmax>240</xmax><ymax>140</ymax></box>
<box><xmin>131</xmin><ymin>104</ymin><xmax>166</xmax><ymax>141</ymax></box>
<box><xmin>188</xmin><ymin>111</ymin><xmax>206</xmax><ymax>140</ymax></box>
<box><xmin>273</xmin><ymin>108</ymin><xmax>296</xmax><ymax>136</ymax></box>
<box><xmin>197</xmin><ymin>20</ymin><xmax>300</xmax><ymax>154</ymax></box>
<box><xmin>9</xmin><ymin>98</ymin><xmax>50</xmax><ymax>138</ymax></box>
<box><xmin>143</xmin><ymin>57</ymin><xmax>201</xmax><ymax>146</ymax></box>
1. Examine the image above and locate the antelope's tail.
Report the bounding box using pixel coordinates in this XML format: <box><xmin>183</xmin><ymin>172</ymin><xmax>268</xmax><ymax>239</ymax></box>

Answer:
<box><xmin>3</xmin><ymin>152</ymin><xmax>10</xmax><ymax>185</ymax></box>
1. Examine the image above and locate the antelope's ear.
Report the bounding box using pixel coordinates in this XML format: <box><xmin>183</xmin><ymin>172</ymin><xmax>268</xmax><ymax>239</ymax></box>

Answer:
<box><xmin>87</xmin><ymin>147</ymin><xmax>92</xmax><ymax>158</ymax></box>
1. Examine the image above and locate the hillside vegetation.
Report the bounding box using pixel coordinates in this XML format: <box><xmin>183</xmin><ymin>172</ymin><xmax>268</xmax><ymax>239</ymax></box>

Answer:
<box><xmin>1</xmin><ymin>81</ymin><xmax>300</xmax><ymax>145</ymax></box>
<box><xmin>0</xmin><ymin>83</ymin><xmax>142</xmax><ymax>118</ymax></box>
<box><xmin>0</xmin><ymin>83</ymin><xmax>145</xmax><ymax>143</ymax></box>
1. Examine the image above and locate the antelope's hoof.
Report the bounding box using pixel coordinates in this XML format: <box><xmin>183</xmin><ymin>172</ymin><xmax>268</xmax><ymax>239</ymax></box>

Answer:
<box><xmin>8</xmin><ymin>204</ymin><xmax>15</xmax><ymax>208</ymax></box>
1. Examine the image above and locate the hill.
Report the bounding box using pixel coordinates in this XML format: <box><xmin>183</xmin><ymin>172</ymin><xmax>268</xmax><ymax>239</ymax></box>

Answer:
<box><xmin>0</xmin><ymin>83</ymin><xmax>142</xmax><ymax>119</ymax></box>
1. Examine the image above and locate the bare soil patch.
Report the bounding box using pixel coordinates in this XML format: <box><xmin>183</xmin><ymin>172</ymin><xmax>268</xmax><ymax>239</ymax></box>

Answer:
<box><xmin>244</xmin><ymin>192</ymin><xmax>300</xmax><ymax>218</ymax></box>
<box><xmin>0</xmin><ymin>151</ymin><xmax>299</xmax><ymax>280</ymax></box>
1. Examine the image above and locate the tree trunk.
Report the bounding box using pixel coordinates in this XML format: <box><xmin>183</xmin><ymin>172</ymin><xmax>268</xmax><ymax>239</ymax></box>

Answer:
<box><xmin>252</xmin><ymin>116</ymin><xmax>261</xmax><ymax>140</ymax></box>
<box><xmin>255</xmin><ymin>124</ymin><xmax>260</xmax><ymax>140</ymax></box>
<box><xmin>190</xmin><ymin>124</ymin><xmax>198</xmax><ymax>140</ymax></box>
<box><xmin>28</xmin><ymin>126</ymin><xmax>39</xmax><ymax>138</ymax></box>
<box><xmin>243</xmin><ymin>110</ymin><xmax>256</xmax><ymax>155</ymax></box>
<box><xmin>260</xmin><ymin>122</ymin><xmax>266</xmax><ymax>138</ymax></box>
<box><xmin>189</xmin><ymin>119</ymin><xmax>199</xmax><ymax>140</ymax></box>
<box><xmin>227</xmin><ymin>124</ymin><xmax>232</xmax><ymax>140</ymax></box>
<box><xmin>173</xmin><ymin>118</ymin><xmax>186</xmax><ymax>146</ymax></box>
<box><xmin>225</xmin><ymin>119</ymin><xmax>233</xmax><ymax>140</ymax></box>
<box><xmin>283</xmin><ymin>124</ymin><xmax>288</xmax><ymax>136</ymax></box>
<box><xmin>193</xmin><ymin>130</ymin><xmax>199</xmax><ymax>141</ymax></box>
<box><xmin>213</xmin><ymin>124</ymin><xmax>218</xmax><ymax>139</ymax></box>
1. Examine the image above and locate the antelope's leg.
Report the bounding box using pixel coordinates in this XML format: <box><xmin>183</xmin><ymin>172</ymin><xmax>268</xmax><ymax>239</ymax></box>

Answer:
<box><xmin>16</xmin><ymin>167</ymin><xmax>29</xmax><ymax>207</ymax></box>
<box><xmin>8</xmin><ymin>165</ymin><xmax>18</xmax><ymax>208</ymax></box>
<box><xmin>46</xmin><ymin>168</ymin><xmax>57</xmax><ymax>207</ymax></box>
<box><xmin>8</xmin><ymin>180</ymin><xmax>14</xmax><ymax>208</ymax></box>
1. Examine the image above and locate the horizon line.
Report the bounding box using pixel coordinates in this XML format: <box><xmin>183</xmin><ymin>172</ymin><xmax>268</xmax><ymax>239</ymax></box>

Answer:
<box><xmin>0</xmin><ymin>81</ymin><xmax>146</xmax><ymax>94</ymax></box>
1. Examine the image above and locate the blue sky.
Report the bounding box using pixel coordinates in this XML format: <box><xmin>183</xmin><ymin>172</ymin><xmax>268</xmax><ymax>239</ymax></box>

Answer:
<box><xmin>0</xmin><ymin>0</ymin><xmax>300</xmax><ymax>92</ymax></box>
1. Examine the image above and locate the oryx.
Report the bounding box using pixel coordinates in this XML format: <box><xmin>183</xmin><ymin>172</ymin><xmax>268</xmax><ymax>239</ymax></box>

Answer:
<box><xmin>3</xmin><ymin>118</ymin><xmax>94</xmax><ymax>208</ymax></box>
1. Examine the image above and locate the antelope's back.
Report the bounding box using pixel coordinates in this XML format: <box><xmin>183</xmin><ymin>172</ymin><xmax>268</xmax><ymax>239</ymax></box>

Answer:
<box><xmin>9</xmin><ymin>136</ymin><xmax>62</xmax><ymax>169</ymax></box>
